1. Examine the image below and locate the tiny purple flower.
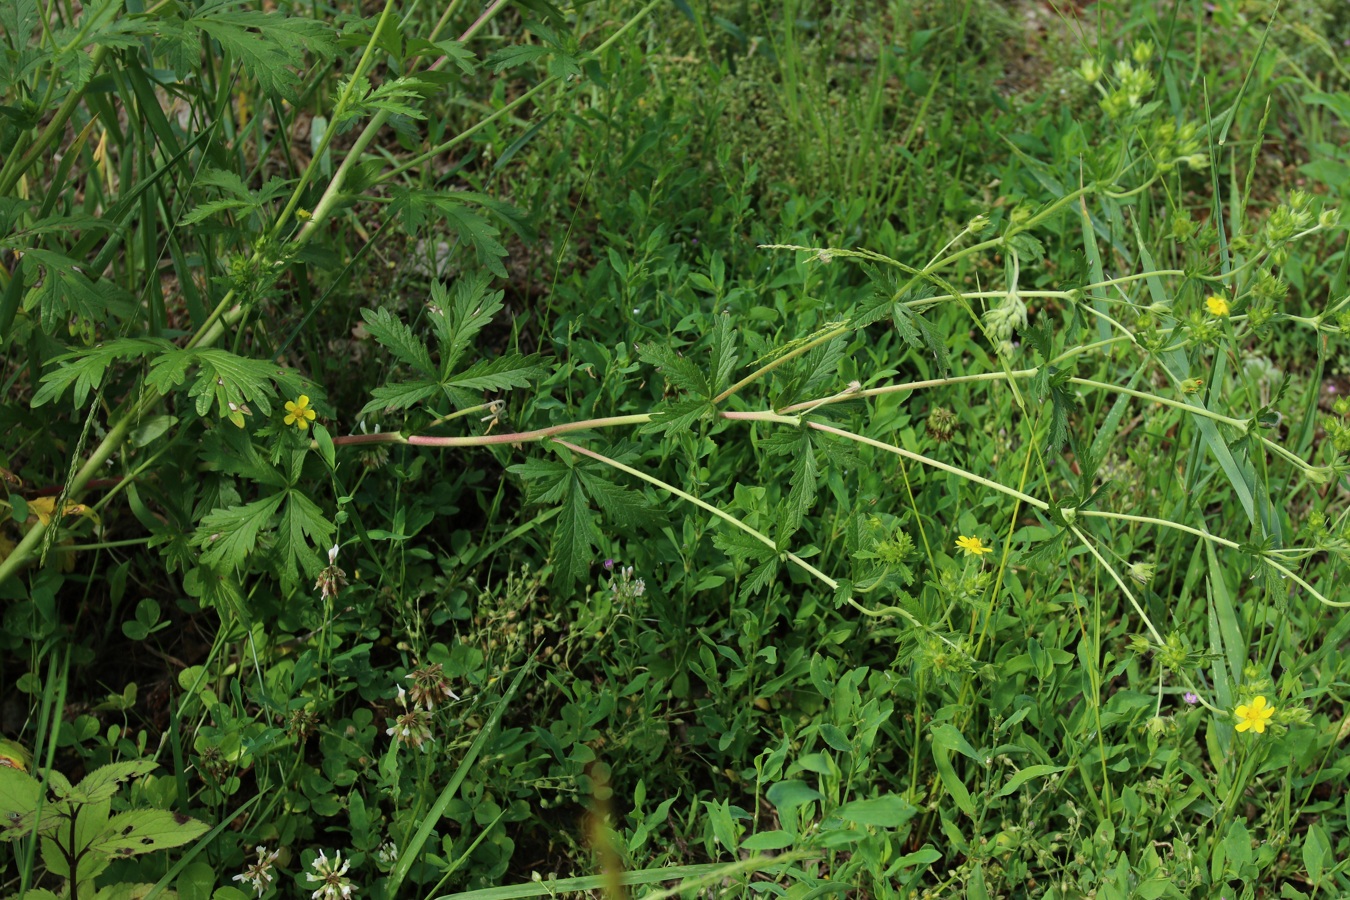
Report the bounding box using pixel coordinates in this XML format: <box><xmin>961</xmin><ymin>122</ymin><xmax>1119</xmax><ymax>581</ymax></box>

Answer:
<box><xmin>603</xmin><ymin>558</ymin><xmax>615</xmax><ymax>571</ymax></box>
<box><xmin>1183</xmin><ymin>692</ymin><xmax>1199</xmax><ymax>705</ymax></box>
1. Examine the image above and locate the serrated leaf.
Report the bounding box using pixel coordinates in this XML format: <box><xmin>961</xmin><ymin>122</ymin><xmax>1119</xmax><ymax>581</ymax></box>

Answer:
<box><xmin>359</xmin><ymin>380</ymin><xmax>442</xmax><ymax>416</ymax></box>
<box><xmin>334</xmin><ymin>74</ymin><xmax>433</xmax><ymax>125</ymax></box>
<box><xmin>23</xmin><ymin>249</ymin><xmax>135</xmax><ymax>331</ymax></box>
<box><xmin>189</xmin><ymin>0</ymin><xmax>334</xmax><ymax>101</ymax></box>
<box><xmin>639</xmin><ymin>343</ymin><xmax>708</xmax><ymax>397</ymax></box>
<box><xmin>433</xmin><ymin>274</ymin><xmax>501</xmax><ymax>373</ymax></box>
<box><xmin>446</xmin><ymin>352</ymin><xmax>545</xmax><ymax>392</ymax></box>
<box><xmin>439</xmin><ymin>203</ymin><xmax>507</xmax><ymax>277</ymax></box>
<box><xmin>195</xmin><ymin>493</ymin><xmax>285</xmax><ymax>570</ymax></box>
<box><xmin>66</xmin><ymin>760</ymin><xmax>158</xmax><ymax>804</ymax></box>
<box><xmin>361</xmin><ymin>307</ymin><xmax>435</xmax><ymax>375</ymax></box>
<box><xmin>550</xmin><ymin>476</ymin><xmax>601</xmax><ymax>593</ymax></box>
<box><xmin>32</xmin><ymin>339</ymin><xmax>171</xmax><ymax>409</ymax></box>
<box><xmin>0</xmin><ymin>765</ymin><xmax>46</xmax><ymax>841</ymax></box>
<box><xmin>433</xmin><ymin>39</ymin><xmax>476</xmax><ymax>74</ymax></box>
<box><xmin>576</xmin><ymin>470</ymin><xmax>647</xmax><ymax>528</ymax></box>
<box><xmin>708</xmin><ymin>313</ymin><xmax>739</xmax><ymax>396</ymax></box>
<box><xmin>486</xmin><ymin>44</ymin><xmax>551</xmax><ymax>73</ymax></box>
<box><xmin>508</xmin><ymin>457</ymin><xmax>572</xmax><ymax>506</ymax></box>
<box><xmin>640</xmin><ymin>397</ymin><xmax>710</xmax><ymax>435</ymax></box>
<box><xmin>90</xmin><ymin>809</ymin><xmax>210</xmax><ymax>859</ymax></box>
<box><xmin>275</xmin><ymin>489</ymin><xmax>333</xmax><ymax>578</ymax></box>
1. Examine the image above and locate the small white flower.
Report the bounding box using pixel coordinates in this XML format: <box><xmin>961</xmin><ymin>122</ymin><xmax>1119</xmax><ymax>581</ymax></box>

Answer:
<box><xmin>328</xmin><ymin>544</ymin><xmax>340</xmax><ymax>565</ymax></box>
<box><xmin>306</xmin><ymin>850</ymin><xmax>355</xmax><ymax>900</ymax></box>
<box><xmin>233</xmin><ymin>845</ymin><xmax>281</xmax><ymax>897</ymax></box>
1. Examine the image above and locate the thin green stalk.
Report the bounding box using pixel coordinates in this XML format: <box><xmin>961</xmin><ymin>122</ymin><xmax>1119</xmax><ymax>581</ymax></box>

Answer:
<box><xmin>1068</xmin><ymin>524</ymin><xmax>1165</xmax><ymax>646</ymax></box>
<box><xmin>714</xmin><ymin>326</ymin><xmax>851</xmax><ymax>404</ymax></box>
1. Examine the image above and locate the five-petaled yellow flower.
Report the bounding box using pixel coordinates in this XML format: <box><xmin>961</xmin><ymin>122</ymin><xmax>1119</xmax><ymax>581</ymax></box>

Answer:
<box><xmin>1205</xmin><ymin>294</ymin><xmax>1230</xmax><ymax>317</ymax></box>
<box><xmin>284</xmin><ymin>395</ymin><xmax>317</xmax><ymax>431</ymax></box>
<box><xmin>955</xmin><ymin>535</ymin><xmax>992</xmax><ymax>556</ymax></box>
<box><xmin>1234</xmin><ymin>695</ymin><xmax>1274</xmax><ymax>734</ymax></box>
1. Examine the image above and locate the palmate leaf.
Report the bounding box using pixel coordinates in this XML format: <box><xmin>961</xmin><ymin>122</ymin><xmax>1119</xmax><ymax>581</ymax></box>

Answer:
<box><xmin>31</xmin><ymin>338</ymin><xmax>172</xmax><ymax>409</ymax></box>
<box><xmin>431</xmin><ymin>274</ymin><xmax>500</xmax><ymax>373</ymax></box>
<box><xmin>360</xmin><ymin>307</ymin><xmax>435</xmax><ymax>375</ymax></box>
<box><xmin>146</xmin><ymin>348</ymin><xmax>281</xmax><ymax>419</ymax></box>
<box><xmin>195</xmin><ymin>492</ymin><xmax>285</xmax><ymax>571</ymax></box>
<box><xmin>186</xmin><ymin>0</ymin><xmax>335</xmax><ymax>101</ymax></box>
<box><xmin>22</xmin><ymin>248</ymin><xmax>136</xmax><ymax>331</ymax></box>
<box><xmin>509</xmin><ymin>448</ymin><xmax>652</xmax><ymax>592</ymax></box>
<box><xmin>275</xmin><ymin>489</ymin><xmax>334</xmax><ymax>578</ymax></box>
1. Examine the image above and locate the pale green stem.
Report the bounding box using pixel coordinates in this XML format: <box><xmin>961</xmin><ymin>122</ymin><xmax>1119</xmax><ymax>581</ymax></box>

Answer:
<box><xmin>802</xmin><ymin>421</ymin><xmax>1049</xmax><ymax>511</ymax></box>
<box><xmin>1080</xmin><ymin>510</ymin><xmax>1241</xmax><ymax>550</ymax></box>
<box><xmin>1069</xmin><ymin>524</ymin><xmax>1165</xmax><ymax>646</ymax></box>
<box><xmin>405</xmin><ymin>414</ymin><xmax>650</xmax><ymax>447</ymax></box>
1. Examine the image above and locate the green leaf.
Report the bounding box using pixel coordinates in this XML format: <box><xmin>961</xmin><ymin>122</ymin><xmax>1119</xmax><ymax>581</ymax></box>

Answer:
<box><xmin>195</xmin><ymin>493</ymin><xmax>286</xmax><ymax>571</ymax></box>
<box><xmin>0</xmin><ymin>765</ymin><xmax>45</xmax><ymax>841</ymax></box>
<box><xmin>275</xmin><ymin>489</ymin><xmax>334</xmax><ymax>578</ymax></box>
<box><xmin>486</xmin><ymin>44</ymin><xmax>552</xmax><ymax>73</ymax></box>
<box><xmin>361</xmin><ymin>307</ymin><xmax>435</xmax><ymax>375</ymax></box>
<box><xmin>359</xmin><ymin>380</ymin><xmax>442</xmax><ymax>416</ymax></box>
<box><xmin>90</xmin><ymin>809</ymin><xmax>210</xmax><ymax>859</ymax></box>
<box><xmin>832</xmin><ymin>794</ymin><xmax>919</xmax><ymax>828</ymax></box>
<box><xmin>439</xmin><ymin>203</ymin><xmax>508</xmax><ymax>277</ymax></box>
<box><xmin>433</xmin><ymin>274</ymin><xmax>501</xmax><ymax>373</ymax></box>
<box><xmin>549</xmin><ymin>476</ymin><xmax>602</xmax><ymax>593</ymax></box>
<box><xmin>707</xmin><ymin>313</ymin><xmax>740</xmax><ymax>396</ymax></box>
<box><xmin>333</xmin><ymin>75</ymin><xmax>433</xmax><ymax>125</ymax></box>
<box><xmin>995</xmin><ymin>764</ymin><xmax>1064</xmax><ymax>798</ymax></box>
<box><xmin>765</xmin><ymin>780</ymin><xmax>824</xmax><ymax>814</ymax></box>
<box><xmin>32</xmin><ymin>339</ymin><xmax>171</xmax><ymax>409</ymax></box>
<box><xmin>740</xmin><ymin>830</ymin><xmax>795</xmax><ymax>851</ymax></box>
<box><xmin>187</xmin><ymin>0</ymin><xmax>334</xmax><ymax>102</ymax></box>
<box><xmin>446</xmin><ymin>352</ymin><xmax>546</xmax><ymax>392</ymax></box>
<box><xmin>23</xmin><ymin>248</ymin><xmax>135</xmax><ymax>331</ymax></box>
<box><xmin>66</xmin><ymin>760</ymin><xmax>158</xmax><ymax>804</ymax></box>
<box><xmin>640</xmin><ymin>397</ymin><xmax>711</xmax><ymax>435</ymax></box>
<box><xmin>639</xmin><ymin>343</ymin><xmax>708</xmax><ymax>397</ymax></box>
<box><xmin>145</xmin><ymin>349</ymin><xmax>281</xmax><ymax>420</ymax></box>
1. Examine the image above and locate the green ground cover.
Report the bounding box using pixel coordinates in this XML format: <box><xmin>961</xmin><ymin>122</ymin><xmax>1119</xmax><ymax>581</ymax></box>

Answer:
<box><xmin>1</xmin><ymin>0</ymin><xmax>1349</xmax><ymax>897</ymax></box>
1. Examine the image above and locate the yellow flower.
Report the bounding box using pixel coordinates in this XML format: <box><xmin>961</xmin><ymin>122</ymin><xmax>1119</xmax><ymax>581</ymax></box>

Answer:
<box><xmin>284</xmin><ymin>395</ymin><xmax>317</xmax><ymax>431</ymax></box>
<box><xmin>1234</xmin><ymin>695</ymin><xmax>1274</xmax><ymax>734</ymax></box>
<box><xmin>1205</xmin><ymin>294</ymin><xmax>1230</xmax><ymax>316</ymax></box>
<box><xmin>955</xmin><ymin>535</ymin><xmax>992</xmax><ymax>556</ymax></box>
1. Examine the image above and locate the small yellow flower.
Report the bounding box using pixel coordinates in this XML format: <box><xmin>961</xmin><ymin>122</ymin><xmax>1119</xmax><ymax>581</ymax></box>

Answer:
<box><xmin>284</xmin><ymin>395</ymin><xmax>317</xmax><ymax>431</ymax></box>
<box><xmin>1234</xmin><ymin>695</ymin><xmax>1274</xmax><ymax>734</ymax></box>
<box><xmin>955</xmin><ymin>535</ymin><xmax>992</xmax><ymax>556</ymax></box>
<box><xmin>1205</xmin><ymin>294</ymin><xmax>1230</xmax><ymax>317</ymax></box>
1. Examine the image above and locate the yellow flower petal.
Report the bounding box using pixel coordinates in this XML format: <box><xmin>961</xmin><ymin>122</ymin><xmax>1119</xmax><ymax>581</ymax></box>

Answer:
<box><xmin>955</xmin><ymin>535</ymin><xmax>992</xmax><ymax>556</ymax></box>
<box><xmin>1205</xmin><ymin>294</ymin><xmax>1230</xmax><ymax>317</ymax></box>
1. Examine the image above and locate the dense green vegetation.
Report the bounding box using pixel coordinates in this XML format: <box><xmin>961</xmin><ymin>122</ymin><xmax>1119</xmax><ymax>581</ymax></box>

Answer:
<box><xmin>2</xmin><ymin>0</ymin><xmax>1349</xmax><ymax>897</ymax></box>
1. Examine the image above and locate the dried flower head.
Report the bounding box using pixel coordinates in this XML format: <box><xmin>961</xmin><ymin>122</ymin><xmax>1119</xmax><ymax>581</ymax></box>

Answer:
<box><xmin>406</xmin><ymin>663</ymin><xmax>459</xmax><ymax>710</ymax></box>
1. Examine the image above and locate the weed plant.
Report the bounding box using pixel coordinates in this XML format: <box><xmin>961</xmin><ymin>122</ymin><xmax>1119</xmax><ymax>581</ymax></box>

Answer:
<box><xmin>1</xmin><ymin>1</ymin><xmax>1349</xmax><ymax>898</ymax></box>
